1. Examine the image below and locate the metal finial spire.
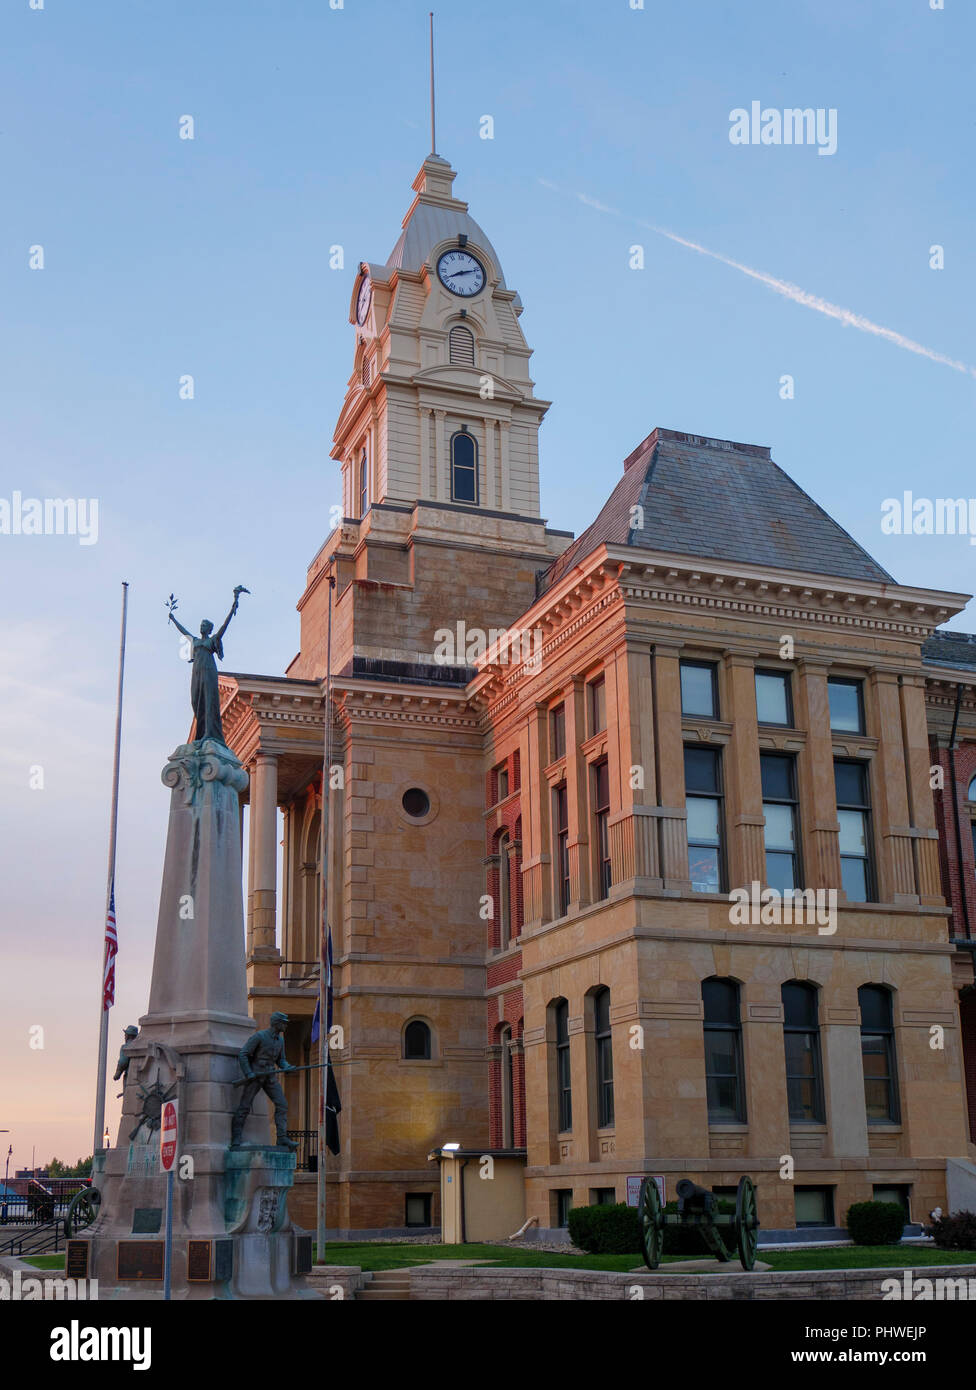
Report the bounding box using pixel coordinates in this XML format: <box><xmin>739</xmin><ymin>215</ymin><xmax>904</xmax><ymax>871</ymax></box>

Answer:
<box><xmin>429</xmin><ymin>12</ymin><xmax>437</xmax><ymax>156</ymax></box>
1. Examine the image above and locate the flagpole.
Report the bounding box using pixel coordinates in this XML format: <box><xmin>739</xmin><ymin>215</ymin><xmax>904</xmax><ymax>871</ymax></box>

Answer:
<box><xmin>93</xmin><ymin>581</ymin><xmax>129</xmax><ymax>1155</ymax></box>
<box><xmin>316</xmin><ymin>563</ymin><xmax>336</xmax><ymax>1259</ymax></box>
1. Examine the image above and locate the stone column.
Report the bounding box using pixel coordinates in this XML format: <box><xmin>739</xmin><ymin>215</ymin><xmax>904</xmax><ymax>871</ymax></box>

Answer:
<box><xmin>796</xmin><ymin>659</ymin><xmax>842</xmax><ymax>891</ymax></box>
<box><xmin>651</xmin><ymin>642</ymin><xmax>690</xmax><ymax>891</ymax></box>
<box><xmin>869</xmin><ymin>668</ymin><xmax>915</xmax><ymax>903</ymax></box>
<box><xmin>724</xmin><ymin>651</ymin><xmax>765</xmax><ymax>889</ymax></box>
<box><xmin>484</xmin><ymin>417</ymin><xmax>497</xmax><ymax>509</ymax></box>
<box><xmin>521</xmin><ymin>703</ymin><xmax>551</xmax><ymax>928</ymax></box>
<box><xmin>565</xmin><ymin>677</ymin><xmax>590</xmax><ymax>912</ymax></box>
<box><xmin>434</xmin><ymin>408</ymin><xmax>447</xmax><ymax>500</ymax></box>
<box><xmin>251</xmin><ymin>752</ymin><xmax>279</xmax><ymax>953</ymax></box>
<box><xmin>741</xmin><ymin>992</ymin><xmax>791</xmax><ymax>1161</ymax></box>
<box><xmin>419</xmin><ymin>406</ymin><xmax>432</xmax><ymax>499</ymax></box>
<box><xmin>822</xmin><ymin>1000</ymin><xmax>869</xmax><ymax>1159</ymax></box>
<box><xmin>499</xmin><ymin>420</ymin><xmax>511</xmax><ymax>511</ymax></box>
<box><xmin>608</xmin><ymin>639</ymin><xmax>662</xmax><ymax>890</ymax></box>
<box><xmin>901</xmin><ymin>673</ymin><xmax>943</xmax><ymax>903</ymax></box>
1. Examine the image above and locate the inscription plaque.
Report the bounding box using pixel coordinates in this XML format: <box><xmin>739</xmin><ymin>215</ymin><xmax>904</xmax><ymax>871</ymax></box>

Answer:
<box><xmin>117</xmin><ymin>1240</ymin><xmax>164</xmax><ymax>1280</ymax></box>
<box><xmin>294</xmin><ymin>1233</ymin><xmax>312</xmax><ymax>1275</ymax></box>
<box><xmin>187</xmin><ymin>1240</ymin><xmax>212</xmax><ymax>1281</ymax></box>
<box><xmin>65</xmin><ymin>1241</ymin><xmax>90</xmax><ymax>1280</ymax></box>
<box><xmin>132</xmin><ymin>1207</ymin><xmax>162</xmax><ymax>1234</ymax></box>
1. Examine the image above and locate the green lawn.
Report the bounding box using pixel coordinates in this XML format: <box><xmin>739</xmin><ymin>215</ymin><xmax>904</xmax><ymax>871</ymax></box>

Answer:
<box><xmin>313</xmin><ymin>1240</ymin><xmax>976</xmax><ymax>1274</ymax></box>
<box><xmin>25</xmin><ymin>1241</ymin><xmax>976</xmax><ymax>1277</ymax></box>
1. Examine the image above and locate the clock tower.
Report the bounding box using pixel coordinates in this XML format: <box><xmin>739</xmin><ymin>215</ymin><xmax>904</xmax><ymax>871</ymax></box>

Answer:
<box><xmin>289</xmin><ymin>153</ymin><xmax>571</xmax><ymax>680</ymax></box>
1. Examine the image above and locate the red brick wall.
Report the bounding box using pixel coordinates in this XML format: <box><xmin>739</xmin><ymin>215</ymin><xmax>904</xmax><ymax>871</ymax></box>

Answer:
<box><xmin>484</xmin><ymin>756</ymin><xmax>527</xmax><ymax>1147</ymax></box>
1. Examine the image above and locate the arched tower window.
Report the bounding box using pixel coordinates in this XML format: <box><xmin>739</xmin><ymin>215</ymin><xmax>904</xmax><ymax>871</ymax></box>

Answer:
<box><xmin>358</xmin><ymin>448</ymin><xmax>368</xmax><ymax>518</ymax></box>
<box><xmin>403</xmin><ymin>1019</ymin><xmax>432</xmax><ymax>1060</ymax></box>
<box><xmin>450</xmin><ymin>429</ymin><xmax>478</xmax><ymax>504</ymax></box>
<box><xmin>968</xmin><ymin>775</ymin><xmax>976</xmax><ymax>802</ymax></box>
<box><xmin>449</xmin><ymin>324</ymin><xmax>475</xmax><ymax>366</ymax></box>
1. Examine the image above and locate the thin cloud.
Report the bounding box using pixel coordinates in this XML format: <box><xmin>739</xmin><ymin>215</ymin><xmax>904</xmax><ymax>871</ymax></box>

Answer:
<box><xmin>558</xmin><ymin>186</ymin><xmax>976</xmax><ymax>380</ymax></box>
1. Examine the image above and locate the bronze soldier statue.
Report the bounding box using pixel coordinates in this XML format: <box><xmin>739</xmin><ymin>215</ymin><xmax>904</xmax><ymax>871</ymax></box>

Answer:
<box><xmin>231</xmin><ymin>1012</ymin><xmax>298</xmax><ymax>1150</ymax></box>
<box><xmin>113</xmin><ymin>1024</ymin><xmax>139</xmax><ymax>1083</ymax></box>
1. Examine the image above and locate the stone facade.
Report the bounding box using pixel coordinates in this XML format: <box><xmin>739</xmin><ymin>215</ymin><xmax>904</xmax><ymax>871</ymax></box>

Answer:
<box><xmin>221</xmin><ymin>151</ymin><xmax>976</xmax><ymax>1239</ymax></box>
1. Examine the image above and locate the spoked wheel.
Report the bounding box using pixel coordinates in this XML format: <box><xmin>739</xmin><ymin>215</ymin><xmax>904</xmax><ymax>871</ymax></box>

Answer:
<box><xmin>65</xmin><ymin>1187</ymin><xmax>101</xmax><ymax>1237</ymax></box>
<box><xmin>638</xmin><ymin>1178</ymin><xmax>664</xmax><ymax>1269</ymax></box>
<box><xmin>735</xmin><ymin>1175</ymin><xmax>759</xmax><ymax>1271</ymax></box>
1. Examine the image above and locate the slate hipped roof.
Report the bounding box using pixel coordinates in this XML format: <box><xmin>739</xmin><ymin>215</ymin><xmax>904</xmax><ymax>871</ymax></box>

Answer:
<box><xmin>922</xmin><ymin>630</ymin><xmax>976</xmax><ymax>672</ymax></box>
<box><xmin>539</xmin><ymin>428</ymin><xmax>895</xmax><ymax>594</ymax></box>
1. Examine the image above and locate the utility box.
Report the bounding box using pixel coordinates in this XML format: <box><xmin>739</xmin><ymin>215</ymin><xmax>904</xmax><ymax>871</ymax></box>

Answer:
<box><xmin>430</xmin><ymin>1148</ymin><xmax>526</xmax><ymax>1243</ymax></box>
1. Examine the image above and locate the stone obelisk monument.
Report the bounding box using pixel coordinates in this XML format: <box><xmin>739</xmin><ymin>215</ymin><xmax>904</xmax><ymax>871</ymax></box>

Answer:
<box><xmin>75</xmin><ymin>590</ymin><xmax>315</xmax><ymax>1299</ymax></box>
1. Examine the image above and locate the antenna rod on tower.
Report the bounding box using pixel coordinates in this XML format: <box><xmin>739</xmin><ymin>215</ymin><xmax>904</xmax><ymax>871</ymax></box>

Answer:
<box><xmin>429</xmin><ymin>12</ymin><xmax>436</xmax><ymax>156</ymax></box>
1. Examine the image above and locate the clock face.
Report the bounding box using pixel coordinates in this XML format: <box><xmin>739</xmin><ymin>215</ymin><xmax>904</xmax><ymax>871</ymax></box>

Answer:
<box><xmin>436</xmin><ymin>249</ymin><xmax>486</xmax><ymax>297</ymax></box>
<box><xmin>356</xmin><ymin>274</ymin><xmax>372</xmax><ymax>325</ymax></box>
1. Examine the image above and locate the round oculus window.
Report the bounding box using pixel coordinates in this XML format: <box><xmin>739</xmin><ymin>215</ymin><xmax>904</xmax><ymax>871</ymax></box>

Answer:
<box><xmin>401</xmin><ymin>787</ymin><xmax>431</xmax><ymax>818</ymax></box>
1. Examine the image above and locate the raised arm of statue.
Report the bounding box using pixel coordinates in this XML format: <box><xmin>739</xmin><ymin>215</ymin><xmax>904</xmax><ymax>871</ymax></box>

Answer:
<box><xmin>215</xmin><ymin>586</ymin><xmax>250</xmax><ymax>643</ymax></box>
<box><xmin>168</xmin><ymin>613</ymin><xmax>193</xmax><ymax>641</ymax></box>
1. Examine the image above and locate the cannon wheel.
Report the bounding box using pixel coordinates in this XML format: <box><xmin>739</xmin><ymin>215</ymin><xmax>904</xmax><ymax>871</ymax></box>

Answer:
<box><xmin>735</xmin><ymin>1175</ymin><xmax>759</xmax><ymax>1271</ymax></box>
<box><xmin>638</xmin><ymin>1178</ymin><xmax>664</xmax><ymax>1270</ymax></box>
<box><xmin>65</xmin><ymin>1186</ymin><xmax>101</xmax><ymax>1237</ymax></box>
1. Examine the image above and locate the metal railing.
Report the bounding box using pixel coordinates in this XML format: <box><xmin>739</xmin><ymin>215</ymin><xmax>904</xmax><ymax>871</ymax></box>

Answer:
<box><xmin>286</xmin><ymin>1130</ymin><xmax>318</xmax><ymax>1172</ymax></box>
<box><xmin>0</xmin><ymin>1221</ymin><xmax>64</xmax><ymax>1257</ymax></box>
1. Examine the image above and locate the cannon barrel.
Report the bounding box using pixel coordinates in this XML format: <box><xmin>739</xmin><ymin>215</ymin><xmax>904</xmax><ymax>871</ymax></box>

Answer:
<box><xmin>676</xmin><ymin>1179</ymin><xmax>713</xmax><ymax>1201</ymax></box>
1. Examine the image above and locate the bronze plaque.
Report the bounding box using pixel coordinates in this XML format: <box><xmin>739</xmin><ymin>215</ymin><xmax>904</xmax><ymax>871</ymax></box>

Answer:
<box><xmin>117</xmin><ymin>1241</ymin><xmax>164</xmax><ymax>1280</ymax></box>
<box><xmin>65</xmin><ymin>1241</ymin><xmax>89</xmax><ymax>1280</ymax></box>
<box><xmin>187</xmin><ymin>1240</ymin><xmax>212</xmax><ymax>1281</ymax></box>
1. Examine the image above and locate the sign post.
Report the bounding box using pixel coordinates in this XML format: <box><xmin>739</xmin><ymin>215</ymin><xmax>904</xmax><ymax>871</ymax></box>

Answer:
<box><xmin>160</xmin><ymin>1099</ymin><xmax>178</xmax><ymax>1301</ymax></box>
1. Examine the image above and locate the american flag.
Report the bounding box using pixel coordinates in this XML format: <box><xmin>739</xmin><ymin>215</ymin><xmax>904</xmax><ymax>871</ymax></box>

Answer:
<box><xmin>102</xmin><ymin>881</ymin><xmax>118</xmax><ymax>1012</ymax></box>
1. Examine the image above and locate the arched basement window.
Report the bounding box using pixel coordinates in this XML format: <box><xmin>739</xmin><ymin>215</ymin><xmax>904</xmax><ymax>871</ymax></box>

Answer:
<box><xmin>450</xmin><ymin>429</ymin><xmax>478</xmax><ymax>504</ymax></box>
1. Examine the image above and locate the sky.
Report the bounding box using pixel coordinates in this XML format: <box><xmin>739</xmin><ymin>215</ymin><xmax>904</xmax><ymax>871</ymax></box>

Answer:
<box><xmin>1</xmin><ymin>0</ymin><xmax>974</xmax><ymax>1168</ymax></box>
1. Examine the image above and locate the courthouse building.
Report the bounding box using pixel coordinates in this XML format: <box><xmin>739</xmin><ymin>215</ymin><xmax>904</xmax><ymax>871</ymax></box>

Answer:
<box><xmin>219</xmin><ymin>149</ymin><xmax>976</xmax><ymax>1237</ymax></box>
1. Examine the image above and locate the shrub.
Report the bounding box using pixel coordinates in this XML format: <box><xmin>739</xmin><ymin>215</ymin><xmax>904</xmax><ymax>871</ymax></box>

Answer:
<box><xmin>845</xmin><ymin>1201</ymin><xmax>905</xmax><ymax>1246</ymax></box>
<box><xmin>567</xmin><ymin>1203</ymin><xmax>641</xmax><ymax>1254</ymax></box>
<box><xmin>927</xmin><ymin>1210</ymin><xmax>976</xmax><ymax>1251</ymax></box>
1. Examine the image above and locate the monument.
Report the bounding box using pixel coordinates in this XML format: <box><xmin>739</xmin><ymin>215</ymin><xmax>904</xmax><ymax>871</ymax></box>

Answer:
<box><xmin>73</xmin><ymin>589</ymin><xmax>317</xmax><ymax>1299</ymax></box>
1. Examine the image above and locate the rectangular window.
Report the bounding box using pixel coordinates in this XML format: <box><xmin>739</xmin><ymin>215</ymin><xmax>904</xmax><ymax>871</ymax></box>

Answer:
<box><xmin>594</xmin><ymin>989</ymin><xmax>614</xmax><ymax>1129</ymax></box>
<box><xmin>755</xmin><ymin>669</ymin><xmax>792</xmax><ymax>726</ymax></box>
<box><xmin>828</xmin><ymin>677</ymin><xmax>865</xmax><ymax>734</ymax></box>
<box><xmin>405</xmin><ymin>1193</ymin><xmax>432</xmax><ymax>1227</ymax></box>
<box><xmin>684</xmin><ymin>746</ymin><xmax>724</xmax><ymax>893</ymax></box>
<box><xmin>496</xmin><ymin>765</ymin><xmax>509</xmax><ymax>803</ymax></box>
<box><xmin>554</xmin><ymin>785</ymin><xmax>570</xmax><ymax>915</ymax></box>
<box><xmin>872</xmin><ymin>1185</ymin><xmax>910</xmax><ymax>1221</ymax></box>
<box><xmin>589</xmin><ymin>677</ymin><xmax>606</xmax><ymax>735</ymax></box>
<box><xmin>555</xmin><ymin>1189</ymin><xmax>573</xmax><ymax>1228</ymax></box>
<box><xmin>795</xmin><ymin>1186</ymin><xmax>834</xmax><ymax>1227</ymax></box>
<box><xmin>555</xmin><ymin>1002</ymin><xmax>572</xmax><ymax>1133</ymax></box>
<box><xmin>782</xmin><ymin>982</ymin><xmax>824</xmax><ymax>1123</ymax></box>
<box><xmin>549</xmin><ymin>703</ymin><xmax>566</xmax><ymax>762</ymax></box>
<box><xmin>859</xmin><ymin>985</ymin><xmax>900</xmax><ymax>1123</ymax></box>
<box><xmin>591</xmin><ymin>1188</ymin><xmax>617</xmax><ymax>1206</ymax></box>
<box><xmin>761</xmin><ymin>754</ymin><xmax>801</xmax><ymax>894</ymax></box>
<box><xmin>835</xmin><ymin>760</ymin><xmax>874</xmax><ymax>902</ymax></box>
<box><xmin>680</xmin><ymin>661</ymin><xmax>718</xmax><ymax>719</ymax></box>
<box><xmin>702</xmin><ymin>979</ymin><xmax>745</xmax><ymax>1122</ymax></box>
<box><xmin>593</xmin><ymin>759</ymin><xmax>611</xmax><ymax>900</ymax></box>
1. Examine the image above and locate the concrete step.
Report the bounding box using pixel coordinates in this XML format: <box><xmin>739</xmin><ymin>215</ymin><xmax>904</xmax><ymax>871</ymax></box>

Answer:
<box><xmin>355</xmin><ymin>1269</ymin><xmax>413</xmax><ymax>1301</ymax></box>
<box><xmin>357</xmin><ymin>1288</ymin><xmax>410</xmax><ymax>1300</ymax></box>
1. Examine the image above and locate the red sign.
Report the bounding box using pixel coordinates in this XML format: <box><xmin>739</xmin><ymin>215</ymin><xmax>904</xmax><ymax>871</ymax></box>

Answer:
<box><xmin>160</xmin><ymin>1100</ymin><xmax>178</xmax><ymax>1172</ymax></box>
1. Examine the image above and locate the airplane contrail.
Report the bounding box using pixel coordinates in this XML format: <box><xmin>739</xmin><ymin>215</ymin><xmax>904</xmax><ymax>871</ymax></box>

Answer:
<box><xmin>570</xmin><ymin>188</ymin><xmax>976</xmax><ymax>380</ymax></box>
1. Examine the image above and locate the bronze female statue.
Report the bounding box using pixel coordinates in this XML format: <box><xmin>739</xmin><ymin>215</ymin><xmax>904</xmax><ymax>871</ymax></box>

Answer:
<box><xmin>166</xmin><ymin>587</ymin><xmax>248</xmax><ymax>743</ymax></box>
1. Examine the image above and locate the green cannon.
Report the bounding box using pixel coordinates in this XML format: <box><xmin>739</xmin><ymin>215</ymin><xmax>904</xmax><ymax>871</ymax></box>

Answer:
<box><xmin>638</xmin><ymin>1175</ymin><xmax>759</xmax><ymax>1271</ymax></box>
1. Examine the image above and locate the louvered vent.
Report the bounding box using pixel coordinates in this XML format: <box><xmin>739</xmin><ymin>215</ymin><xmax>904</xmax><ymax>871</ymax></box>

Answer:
<box><xmin>449</xmin><ymin>325</ymin><xmax>475</xmax><ymax>366</ymax></box>
<box><xmin>361</xmin><ymin>357</ymin><xmax>372</xmax><ymax>387</ymax></box>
